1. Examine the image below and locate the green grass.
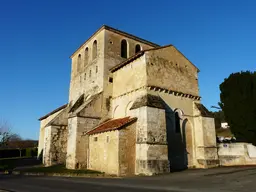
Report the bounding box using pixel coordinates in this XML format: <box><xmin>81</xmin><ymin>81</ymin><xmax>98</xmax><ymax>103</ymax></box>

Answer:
<box><xmin>0</xmin><ymin>158</ymin><xmax>23</xmax><ymax>170</ymax></box>
<box><xmin>0</xmin><ymin>157</ymin><xmax>30</xmax><ymax>160</ymax></box>
<box><xmin>0</xmin><ymin>157</ymin><xmax>38</xmax><ymax>171</ymax></box>
<box><xmin>19</xmin><ymin>164</ymin><xmax>102</xmax><ymax>174</ymax></box>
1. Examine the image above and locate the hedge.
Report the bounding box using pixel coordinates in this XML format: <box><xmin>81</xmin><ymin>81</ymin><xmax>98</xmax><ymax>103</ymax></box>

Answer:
<box><xmin>0</xmin><ymin>156</ymin><xmax>41</xmax><ymax>171</ymax></box>
<box><xmin>0</xmin><ymin>148</ymin><xmax>38</xmax><ymax>159</ymax></box>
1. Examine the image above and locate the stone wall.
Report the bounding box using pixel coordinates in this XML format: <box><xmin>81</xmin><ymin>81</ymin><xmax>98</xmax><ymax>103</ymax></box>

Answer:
<box><xmin>111</xmin><ymin>88</ymin><xmax>147</xmax><ymax>119</ymax></box>
<box><xmin>38</xmin><ymin>108</ymin><xmax>65</xmax><ymax>157</ymax></box>
<box><xmin>69</xmin><ymin>30</ymin><xmax>105</xmax><ymax>103</ymax></box>
<box><xmin>193</xmin><ymin>104</ymin><xmax>219</xmax><ymax>168</ymax></box>
<box><xmin>103</xmin><ymin>29</ymin><xmax>156</xmax><ymax>119</ymax></box>
<box><xmin>104</xmin><ymin>29</ymin><xmax>155</xmax><ymax>63</ymax></box>
<box><xmin>112</xmin><ymin>55</ymin><xmax>147</xmax><ymax>98</ymax></box>
<box><xmin>69</xmin><ymin>27</ymin><xmax>157</xmax><ymax>108</ymax></box>
<box><xmin>49</xmin><ymin>126</ymin><xmax>68</xmax><ymax>165</ymax></box>
<box><xmin>145</xmin><ymin>90</ymin><xmax>198</xmax><ymax>169</ymax></box>
<box><xmin>131</xmin><ymin>106</ymin><xmax>169</xmax><ymax>175</ymax></box>
<box><xmin>88</xmin><ymin>130</ymin><xmax>119</xmax><ymax>175</ymax></box>
<box><xmin>66</xmin><ymin>116</ymin><xmax>99</xmax><ymax>169</ymax></box>
<box><xmin>119</xmin><ymin>122</ymin><xmax>136</xmax><ymax>176</ymax></box>
<box><xmin>146</xmin><ymin>46</ymin><xmax>199</xmax><ymax>96</ymax></box>
<box><xmin>66</xmin><ymin>117</ymin><xmax>77</xmax><ymax>169</ymax></box>
<box><xmin>218</xmin><ymin>143</ymin><xmax>256</xmax><ymax>166</ymax></box>
<box><xmin>43</xmin><ymin>125</ymin><xmax>68</xmax><ymax>166</ymax></box>
<box><xmin>43</xmin><ymin>126</ymin><xmax>51</xmax><ymax>166</ymax></box>
<box><xmin>147</xmin><ymin>89</ymin><xmax>196</xmax><ymax>117</ymax></box>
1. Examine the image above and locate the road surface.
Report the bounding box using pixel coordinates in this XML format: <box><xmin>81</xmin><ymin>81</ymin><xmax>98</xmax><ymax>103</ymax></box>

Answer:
<box><xmin>1</xmin><ymin>166</ymin><xmax>256</xmax><ymax>192</ymax></box>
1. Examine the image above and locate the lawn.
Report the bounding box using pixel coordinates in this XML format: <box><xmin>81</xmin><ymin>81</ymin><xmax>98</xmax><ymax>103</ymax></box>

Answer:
<box><xmin>0</xmin><ymin>157</ymin><xmax>29</xmax><ymax>171</ymax></box>
<box><xmin>0</xmin><ymin>157</ymin><xmax>41</xmax><ymax>172</ymax></box>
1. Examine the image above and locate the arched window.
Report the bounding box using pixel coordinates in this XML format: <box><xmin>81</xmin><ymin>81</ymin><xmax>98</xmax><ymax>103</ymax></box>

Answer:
<box><xmin>89</xmin><ymin>70</ymin><xmax>91</xmax><ymax>78</ymax></box>
<box><xmin>92</xmin><ymin>40</ymin><xmax>97</xmax><ymax>59</ymax></box>
<box><xmin>77</xmin><ymin>54</ymin><xmax>81</xmax><ymax>73</ymax></box>
<box><xmin>175</xmin><ymin>112</ymin><xmax>181</xmax><ymax>133</ymax></box>
<box><xmin>84</xmin><ymin>73</ymin><xmax>86</xmax><ymax>80</ymax></box>
<box><xmin>135</xmin><ymin>44</ymin><xmax>141</xmax><ymax>54</ymax></box>
<box><xmin>96</xmin><ymin>66</ymin><xmax>98</xmax><ymax>73</ymax></box>
<box><xmin>121</xmin><ymin>39</ymin><xmax>128</xmax><ymax>58</ymax></box>
<box><xmin>84</xmin><ymin>47</ymin><xmax>89</xmax><ymax>67</ymax></box>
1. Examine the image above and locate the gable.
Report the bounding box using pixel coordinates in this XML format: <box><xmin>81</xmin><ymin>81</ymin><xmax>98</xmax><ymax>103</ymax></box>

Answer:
<box><xmin>147</xmin><ymin>45</ymin><xmax>199</xmax><ymax>73</ymax></box>
<box><xmin>145</xmin><ymin>45</ymin><xmax>200</xmax><ymax>97</ymax></box>
<box><xmin>45</xmin><ymin>107</ymin><xmax>69</xmax><ymax>127</ymax></box>
<box><xmin>68</xmin><ymin>92</ymin><xmax>103</xmax><ymax>118</ymax></box>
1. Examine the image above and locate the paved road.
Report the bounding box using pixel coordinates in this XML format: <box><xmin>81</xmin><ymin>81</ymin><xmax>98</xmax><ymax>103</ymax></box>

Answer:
<box><xmin>1</xmin><ymin>167</ymin><xmax>256</xmax><ymax>192</ymax></box>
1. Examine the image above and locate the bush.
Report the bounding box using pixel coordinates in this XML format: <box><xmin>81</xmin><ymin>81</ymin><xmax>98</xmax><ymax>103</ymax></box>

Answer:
<box><xmin>0</xmin><ymin>149</ymin><xmax>20</xmax><ymax>158</ymax></box>
<box><xmin>0</xmin><ymin>147</ymin><xmax>38</xmax><ymax>159</ymax></box>
<box><xmin>219</xmin><ymin>71</ymin><xmax>256</xmax><ymax>145</ymax></box>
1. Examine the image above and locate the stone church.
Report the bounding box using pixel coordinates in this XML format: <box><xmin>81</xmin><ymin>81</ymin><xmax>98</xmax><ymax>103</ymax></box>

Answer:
<box><xmin>38</xmin><ymin>25</ymin><xmax>219</xmax><ymax>176</ymax></box>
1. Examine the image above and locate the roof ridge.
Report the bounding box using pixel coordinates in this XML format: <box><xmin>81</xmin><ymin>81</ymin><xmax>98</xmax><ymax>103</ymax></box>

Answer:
<box><xmin>39</xmin><ymin>104</ymin><xmax>68</xmax><ymax>121</ymax></box>
<box><xmin>103</xmin><ymin>25</ymin><xmax>160</xmax><ymax>47</ymax></box>
<box><xmin>110</xmin><ymin>44</ymin><xmax>200</xmax><ymax>73</ymax></box>
<box><xmin>70</xmin><ymin>25</ymin><xmax>160</xmax><ymax>58</ymax></box>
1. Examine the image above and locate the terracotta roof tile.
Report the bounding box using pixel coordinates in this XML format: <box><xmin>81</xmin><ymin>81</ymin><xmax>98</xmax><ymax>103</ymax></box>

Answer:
<box><xmin>86</xmin><ymin>116</ymin><xmax>137</xmax><ymax>135</ymax></box>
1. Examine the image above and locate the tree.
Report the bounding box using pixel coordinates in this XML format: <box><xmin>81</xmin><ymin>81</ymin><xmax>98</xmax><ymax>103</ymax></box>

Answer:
<box><xmin>0</xmin><ymin>120</ymin><xmax>12</xmax><ymax>147</ymax></box>
<box><xmin>7</xmin><ymin>134</ymin><xmax>23</xmax><ymax>156</ymax></box>
<box><xmin>219</xmin><ymin>71</ymin><xmax>256</xmax><ymax>145</ymax></box>
<box><xmin>210</xmin><ymin>110</ymin><xmax>225</xmax><ymax>129</ymax></box>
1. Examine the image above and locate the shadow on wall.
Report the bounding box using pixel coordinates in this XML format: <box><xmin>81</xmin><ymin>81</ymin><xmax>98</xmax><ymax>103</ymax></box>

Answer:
<box><xmin>163</xmin><ymin>101</ymin><xmax>188</xmax><ymax>171</ymax></box>
<box><xmin>38</xmin><ymin>149</ymin><xmax>43</xmax><ymax>162</ymax></box>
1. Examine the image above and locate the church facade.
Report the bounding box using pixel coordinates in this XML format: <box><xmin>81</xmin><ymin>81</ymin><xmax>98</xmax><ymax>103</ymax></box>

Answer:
<box><xmin>38</xmin><ymin>25</ymin><xmax>219</xmax><ymax>176</ymax></box>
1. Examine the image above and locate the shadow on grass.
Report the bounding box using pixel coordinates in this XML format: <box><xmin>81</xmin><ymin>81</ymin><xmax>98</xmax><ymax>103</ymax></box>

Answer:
<box><xmin>0</xmin><ymin>157</ymin><xmax>41</xmax><ymax>172</ymax></box>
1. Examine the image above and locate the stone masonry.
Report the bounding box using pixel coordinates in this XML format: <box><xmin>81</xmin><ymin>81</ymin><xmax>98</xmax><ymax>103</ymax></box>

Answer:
<box><xmin>38</xmin><ymin>25</ymin><xmax>219</xmax><ymax>176</ymax></box>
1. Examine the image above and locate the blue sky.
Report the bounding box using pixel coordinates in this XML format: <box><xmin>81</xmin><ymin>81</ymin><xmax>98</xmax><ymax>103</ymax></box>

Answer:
<box><xmin>0</xmin><ymin>0</ymin><xmax>255</xmax><ymax>139</ymax></box>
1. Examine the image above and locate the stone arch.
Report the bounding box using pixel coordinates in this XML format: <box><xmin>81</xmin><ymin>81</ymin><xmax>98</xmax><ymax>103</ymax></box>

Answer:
<box><xmin>174</xmin><ymin>112</ymin><xmax>181</xmax><ymax>133</ymax></box>
<box><xmin>174</xmin><ymin>108</ymin><xmax>184</xmax><ymax>133</ymax></box>
<box><xmin>135</xmin><ymin>44</ymin><xmax>141</xmax><ymax>54</ymax></box>
<box><xmin>113</xmin><ymin>105</ymin><xmax>119</xmax><ymax>118</ymax></box>
<box><xmin>125</xmin><ymin>101</ymin><xmax>133</xmax><ymax>116</ymax></box>
<box><xmin>174</xmin><ymin>108</ymin><xmax>184</xmax><ymax>120</ymax></box>
<box><xmin>92</xmin><ymin>40</ymin><xmax>97</xmax><ymax>59</ymax></box>
<box><xmin>121</xmin><ymin>39</ymin><xmax>128</xmax><ymax>58</ymax></box>
<box><xmin>84</xmin><ymin>47</ymin><xmax>89</xmax><ymax>67</ymax></box>
<box><xmin>77</xmin><ymin>54</ymin><xmax>81</xmax><ymax>73</ymax></box>
<box><xmin>181</xmin><ymin>118</ymin><xmax>194</xmax><ymax>168</ymax></box>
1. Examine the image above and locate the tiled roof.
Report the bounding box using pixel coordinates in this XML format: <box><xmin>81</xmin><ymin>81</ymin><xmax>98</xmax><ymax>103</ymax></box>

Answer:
<box><xmin>86</xmin><ymin>116</ymin><xmax>137</xmax><ymax>135</ymax></box>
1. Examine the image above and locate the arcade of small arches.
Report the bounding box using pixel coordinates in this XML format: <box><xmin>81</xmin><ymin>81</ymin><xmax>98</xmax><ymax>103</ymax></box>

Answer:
<box><xmin>76</xmin><ymin>39</ymin><xmax>142</xmax><ymax>82</ymax></box>
<box><xmin>76</xmin><ymin>39</ymin><xmax>142</xmax><ymax>68</ymax></box>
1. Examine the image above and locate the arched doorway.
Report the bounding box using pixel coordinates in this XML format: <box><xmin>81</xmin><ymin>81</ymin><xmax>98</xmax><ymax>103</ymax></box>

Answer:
<box><xmin>182</xmin><ymin>119</ymin><xmax>194</xmax><ymax>168</ymax></box>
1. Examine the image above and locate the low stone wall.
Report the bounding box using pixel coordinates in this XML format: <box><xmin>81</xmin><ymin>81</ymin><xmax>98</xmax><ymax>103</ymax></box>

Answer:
<box><xmin>218</xmin><ymin>143</ymin><xmax>256</xmax><ymax>166</ymax></box>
